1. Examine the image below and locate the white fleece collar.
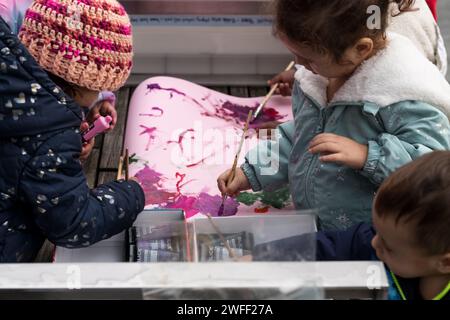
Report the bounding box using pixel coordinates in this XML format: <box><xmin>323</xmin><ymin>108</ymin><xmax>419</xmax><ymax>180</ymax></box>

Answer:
<box><xmin>294</xmin><ymin>32</ymin><xmax>450</xmax><ymax>117</ymax></box>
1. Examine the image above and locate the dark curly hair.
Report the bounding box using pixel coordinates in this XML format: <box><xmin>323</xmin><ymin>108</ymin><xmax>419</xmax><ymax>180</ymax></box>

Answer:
<box><xmin>272</xmin><ymin>0</ymin><xmax>415</xmax><ymax>61</ymax></box>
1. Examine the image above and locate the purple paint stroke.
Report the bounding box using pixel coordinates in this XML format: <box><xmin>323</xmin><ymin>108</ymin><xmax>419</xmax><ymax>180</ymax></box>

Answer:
<box><xmin>218</xmin><ymin>101</ymin><xmax>285</xmax><ymax>128</ymax></box>
<box><xmin>139</xmin><ymin>107</ymin><xmax>164</xmax><ymax>117</ymax></box>
<box><xmin>194</xmin><ymin>192</ymin><xmax>239</xmax><ymax>217</ymax></box>
<box><xmin>135</xmin><ymin>166</ymin><xmax>177</xmax><ymax>206</ymax></box>
<box><xmin>146</xmin><ymin>83</ymin><xmax>205</xmax><ymax>110</ymax></box>
<box><xmin>139</xmin><ymin>125</ymin><xmax>157</xmax><ymax>151</ymax></box>
<box><xmin>147</xmin><ymin>83</ymin><xmax>185</xmax><ymax>96</ymax></box>
<box><xmin>135</xmin><ymin>166</ymin><xmax>238</xmax><ymax>218</ymax></box>
<box><xmin>165</xmin><ymin>195</ymin><xmax>199</xmax><ymax>219</ymax></box>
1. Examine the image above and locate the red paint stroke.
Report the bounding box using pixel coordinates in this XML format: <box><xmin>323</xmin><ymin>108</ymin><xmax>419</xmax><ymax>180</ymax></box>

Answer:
<box><xmin>193</xmin><ymin>192</ymin><xmax>239</xmax><ymax>217</ymax></box>
<box><xmin>175</xmin><ymin>172</ymin><xmax>185</xmax><ymax>194</ymax></box>
<box><xmin>185</xmin><ymin>153</ymin><xmax>215</xmax><ymax>168</ymax></box>
<box><xmin>174</xmin><ymin>172</ymin><xmax>196</xmax><ymax>196</ymax></box>
<box><xmin>139</xmin><ymin>125</ymin><xmax>157</xmax><ymax>151</ymax></box>
<box><xmin>167</xmin><ymin>128</ymin><xmax>194</xmax><ymax>153</ymax></box>
<box><xmin>139</xmin><ymin>107</ymin><xmax>164</xmax><ymax>117</ymax></box>
<box><xmin>165</xmin><ymin>195</ymin><xmax>199</xmax><ymax>219</ymax></box>
<box><xmin>254</xmin><ymin>206</ymin><xmax>270</xmax><ymax>214</ymax></box>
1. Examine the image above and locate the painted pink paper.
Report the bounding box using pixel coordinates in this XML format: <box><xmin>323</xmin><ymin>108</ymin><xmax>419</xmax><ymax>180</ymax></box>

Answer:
<box><xmin>125</xmin><ymin>77</ymin><xmax>294</xmax><ymax>219</ymax></box>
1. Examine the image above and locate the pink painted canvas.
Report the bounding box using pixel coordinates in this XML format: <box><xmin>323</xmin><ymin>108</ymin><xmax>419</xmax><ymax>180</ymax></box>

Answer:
<box><xmin>125</xmin><ymin>77</ymin><xmax>294</xmax><ymax>219</ymax></box>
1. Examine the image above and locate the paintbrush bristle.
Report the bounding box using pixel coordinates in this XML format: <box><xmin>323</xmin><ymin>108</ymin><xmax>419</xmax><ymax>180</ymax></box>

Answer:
<box><xmin>217</xmin><ymin>203</ymin><xmax>224</xmax><ymax>216</ymax></box>
<box><xmin>218</xmin><ymin>195</ymin><xmax>226</xmax><ymax>216</ymax></box>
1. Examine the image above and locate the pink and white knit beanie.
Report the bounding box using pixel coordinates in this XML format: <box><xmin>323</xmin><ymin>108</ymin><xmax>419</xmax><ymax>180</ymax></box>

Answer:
<box><xmin>19</xmin><ymin>0</ymin><xmax>133</xmax><ymax>92</ymax></box>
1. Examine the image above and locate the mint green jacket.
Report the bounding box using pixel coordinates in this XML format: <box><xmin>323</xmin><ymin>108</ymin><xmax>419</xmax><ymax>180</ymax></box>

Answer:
<box><xmin>242</xmin><ymin>33</ymin><xmax>450</xmax><ymax>230</ymax></box>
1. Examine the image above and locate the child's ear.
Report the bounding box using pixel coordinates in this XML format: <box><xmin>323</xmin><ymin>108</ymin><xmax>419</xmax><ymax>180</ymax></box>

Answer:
<box><xmin>345</xmin><ymin>38</ymin><xmax>374</xmax><ymax>65</ymax></box>
<box><xmin>436</xmin><ymin>253</ymin><xmax>450</xmax><ymax>274</ymax></box>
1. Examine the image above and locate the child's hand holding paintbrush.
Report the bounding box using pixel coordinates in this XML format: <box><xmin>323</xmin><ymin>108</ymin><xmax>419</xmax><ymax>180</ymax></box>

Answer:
<box><xmin>217</xmin><ymin>111</ymin><xmax>253</xmax><ymax>213</ymax></box>
<box><xmin>217</xmin><ymin>63</ymin><xmax>295</xmax><ymax>204</ymax></box>
<box><xmin>217</xmin><ymin>167</ymin><xmax>251</xmax><ymax>199</ymax></box>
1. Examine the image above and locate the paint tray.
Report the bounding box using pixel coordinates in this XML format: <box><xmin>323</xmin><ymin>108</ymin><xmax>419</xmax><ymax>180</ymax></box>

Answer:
<box><xmin>191</xmin><ymin>213</ymin><xmax>316</xmax><ymax>262</ymax></box>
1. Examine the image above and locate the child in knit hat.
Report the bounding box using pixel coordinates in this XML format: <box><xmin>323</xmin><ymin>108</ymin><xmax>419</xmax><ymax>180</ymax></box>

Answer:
<box><xmin>0</xmin><ymin>0</ymin><xmax>144</xmax><ymax>262</ymax></box>
<box><xmin>1</xmin><ymin>0</ymin><xmax>133</xmax><ymax>158</ymax></box>
<box><xmin>18</xmin><ymin>0</ymin><xmax>134</xmax><ymax>160</ymax></box>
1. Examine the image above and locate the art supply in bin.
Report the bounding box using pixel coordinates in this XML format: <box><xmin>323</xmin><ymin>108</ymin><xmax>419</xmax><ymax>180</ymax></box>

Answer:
<box><xmin>137</xmin><ymin>248</ymin><xmax>181</xmax><ymax>262</ymax></box>
<box><xmin>197</xmin><ymin>231</ymin><xmax>254</xmax><ymax>262</ymax></box>
<box><xmin>126</xmin><ymin>226</ymin><xmax>186</xmax><ymax>262</ymax></box>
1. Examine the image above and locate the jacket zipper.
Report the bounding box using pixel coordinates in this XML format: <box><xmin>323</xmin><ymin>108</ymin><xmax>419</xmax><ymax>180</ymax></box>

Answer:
<box><xmin>304</xmin><ymin>108</ymin><xmax>327</xmax><ymax>208</ymax></box>
<box><xmin>300</xmin><ymin>95</ymin><xmax>363</xmax><ymax>208</ymax></box>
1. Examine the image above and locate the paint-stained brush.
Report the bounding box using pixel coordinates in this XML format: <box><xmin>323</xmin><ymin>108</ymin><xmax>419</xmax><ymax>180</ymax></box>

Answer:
<box><xmin>117</xmin><ymin>155</ymin><xmax>124</xmax><ymax>180</ymax></box>
<box><xmin>116</xmin><ymin>149</ymin><xmax>130</xmax><ymax>180</ymax></box>
<box><xmin>218</xmin><ymin>110</ymin><xmax>253</xmax><ymax>216</ymax></box>
<box><xmin>206</xmin><ymin>213</ymin><xmax>236</xmax><ymax>259</ymax></box>
<box><xmin>124</xmin><ymin>148</ymin><xmax>129</xmax><ymax>181</ymax></box>
<box><xmin>252</xmin><ymin>60</ymin><xmax>295</xmax><ymax>121</ymax></box>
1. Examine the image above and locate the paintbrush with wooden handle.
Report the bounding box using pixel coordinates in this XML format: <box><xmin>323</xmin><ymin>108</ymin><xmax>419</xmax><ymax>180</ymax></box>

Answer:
<box><xmin>252</xmin><ymin>60</ymin><xmax>295</xmax><ymax>121</ymax></box>
<box><xmin>206</xmin><ymin>214</ymin><xmax>236</xmax><ymax>259</ymax></box>
<box><xmin>218</xmin><ymin>110</ymin><xmax>253</xmax><ymax>216</ymax></box>
<box><xmin>117</xmin><ymin>155</ymin><xmax>124</xmax><ymax>180</ymax></box>
<box><xmin>116</xmin><ymin>149</ymin><xmax>130</xmax><ymax>180</ymax></box>
<box><xmin>124</xmin><ymin>148</ymin><xmax>129</xmax><ymax>181</ymax></box>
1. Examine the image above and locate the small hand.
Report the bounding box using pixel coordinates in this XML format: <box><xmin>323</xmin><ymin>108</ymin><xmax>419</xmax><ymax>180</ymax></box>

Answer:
<box><xmin>86</xmin><ymin>101</ymin><xmax>117</xmax><ymax>131</ymax></box>
<box><xmin>80</xmin><ymin>121</ymin><xmax>95</xmax><ymax>162</ymax></box>
<box><xmin>217</xmin><ymin>167</ymin><xmax>251</xmax><ymax>198</ymax></box>
<box><xmin>235</xmin><ymin>255</ymin><xmax>253</xmax><ymax>262</ymax></box>
<box><xmin>309</xmin><ymin>133</ymin><xmax>368</xmax><ymax>170</ymax></box>
<box><xmin>268</xmin><ymin>69</ymin><xmax>296</xmax><ymax>96</ymax></box>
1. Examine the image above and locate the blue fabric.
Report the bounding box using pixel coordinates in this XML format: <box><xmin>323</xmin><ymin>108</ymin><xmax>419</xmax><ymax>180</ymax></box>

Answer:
<box><xmin>253</xmin><ymin>222</ymin><xmax>450</xmax><ymax>300</ymax></box>
<box><xmin>243</xmin><ymin>82</ymin><xmax>450</xmax><ymax>231</ymax></box>
<box><xmin>0</xmin><ymin>18</ymin><xmax>145</xmax><ymax>262</ymax></box>
<box><xmin>253</xmin><ymin>222</ymin><xmax>376</xmax><ymax>262</ymax></box>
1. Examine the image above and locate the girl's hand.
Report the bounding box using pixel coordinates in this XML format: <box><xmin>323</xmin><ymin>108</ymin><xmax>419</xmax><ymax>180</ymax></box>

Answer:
<box><xmin>235</xmin><ymin>255</ymin><xmax>253</xmax><ymax>262</ymax></box>
<box><xmin>309</xmin><ymin>133</ymin><xmax>368</xmax><ymax>170</ymax></box>
<box><xmin>217</xmin><ymin>168</ymin><xmax>251</xmax><ymax>197</ymax></box>
<box><xmin>268</xmin><ymin>69</ymin><xmax>296</xmax><ymax>96</ymax></box>
<box><xmin>80</xmin><ymin>121</ymin><xmax>95</xmax><ymax>162</ymax></box>
<box><xmin>86</xmin><ymin>101</ymin><xmax>117</xmax><ymax>131</ymax></box>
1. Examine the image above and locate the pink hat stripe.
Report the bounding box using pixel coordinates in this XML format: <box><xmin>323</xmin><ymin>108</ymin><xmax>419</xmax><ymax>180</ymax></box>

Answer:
<box><xmin>36</xmin><ymin>0</ymin><xmax>126</xmax><ymax>16</ymax></box>
<box><xmin>24</xmin><ymin>11</ymin><xmax>132</xmax><ymax>53</ymax></box>
<box><xmin>30</xmin><ymin>1</ymin><xmax>132</xmax><ymax>36</ymax></box>
<box><xmin>19</xmin><ymin>0</ymin><xmax>133</xmax><ymax>92</ymax></box>
<box><xmin>75</xmin><ymin>0</ymin><xmax>127</xmax><ymax>16</ymax></box>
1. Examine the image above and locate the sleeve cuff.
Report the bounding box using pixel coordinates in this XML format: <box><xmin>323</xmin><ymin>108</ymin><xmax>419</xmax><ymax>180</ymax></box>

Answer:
<box><xmin>127</xmin><ymin>180</ymin><xmax>146</xmax><ymax>212</ymax></box>
<box><xmin>361</xmin><ymin>140</ymin><xmax>381</xmax><ymax>181</ymax></box>
<box><xmin>241</xmin><ymin>161</ymin><xmax>263</xmax><ymax>192</ymax></box>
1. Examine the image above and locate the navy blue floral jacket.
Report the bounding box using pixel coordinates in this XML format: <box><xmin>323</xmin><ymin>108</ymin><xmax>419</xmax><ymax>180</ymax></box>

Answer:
<box><xmin>0</xmin><ymin>18</ymin><xmax>145</xmax><ymax>262</ymax></box>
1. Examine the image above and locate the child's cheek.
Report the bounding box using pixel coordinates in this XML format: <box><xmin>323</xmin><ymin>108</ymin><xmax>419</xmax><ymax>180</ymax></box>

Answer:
<box><xmin>374</xmin><ymin>249</ymin><xmax>384</xmax><ymax>262</ymax></box>
<box><xmin>372</xmin><ymin>242</ymin><xmax>386</xmax><ymax>263</ymax></box>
